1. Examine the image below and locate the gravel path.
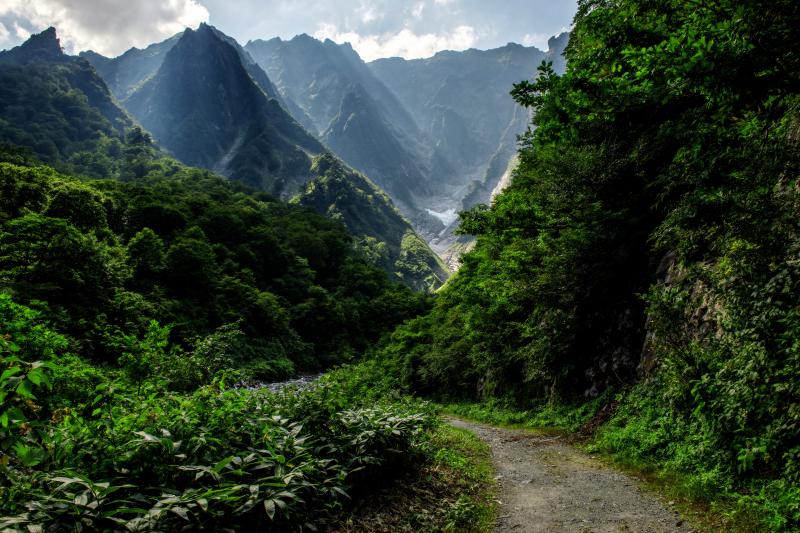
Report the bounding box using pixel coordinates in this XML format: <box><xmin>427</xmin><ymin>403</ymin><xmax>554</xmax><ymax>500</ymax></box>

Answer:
<box><xmin>447</xmin><ymin>418</ymin><xmax>692</xmax><ymax>533</ymax></box>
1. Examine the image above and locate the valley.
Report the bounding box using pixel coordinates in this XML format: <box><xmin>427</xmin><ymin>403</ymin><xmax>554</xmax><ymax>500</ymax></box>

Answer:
<box><xmin>82</xmin><ymin>25</ymin><xmax>569</xmax><ymax>263</ymax></box>
<box><xmin>1</xmin><ymin>1</ymin><xmax>798</xmax><ymax>531</ymax></box>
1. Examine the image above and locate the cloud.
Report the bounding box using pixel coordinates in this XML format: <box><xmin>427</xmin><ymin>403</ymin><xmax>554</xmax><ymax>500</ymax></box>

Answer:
<box><xmin>356</xmin><ymin>1</ymin><xmax>381</xmax><ymax>24</ymax></box>
<box><xmin>314</xmin><ymin>23</ymin><xmax>477</xmax><ymax>61</ymax></box>
<box><xmin>523</xmin><ymin>26</ymin><xmax>571</xmax><ymax>51</ymax></box>
<box><xmin>521</xmin><ymin>32</ymin><xmax>549</xmax><ymax>50</ymax></box>
<box><xmin>0</xmin><ymin>0</ymin><xmax>209</xmax><ymax>56</ymax></box>
<box><xmin>12</xmin><ymin>21</ymin><xmax>29</xmax><ymax>39</ymax></box>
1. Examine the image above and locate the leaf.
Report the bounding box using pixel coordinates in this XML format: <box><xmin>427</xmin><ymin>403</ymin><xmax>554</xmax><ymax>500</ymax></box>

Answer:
<box><xmin>0</xmin><ymin>367</ymin><xmax>22</xmax><ymax>382</ymax></box>
<box><xmin>26</xmin><ymin>367</ymin><xmax>49</xmax><ymax>387</ymax></box>
<box><xmin>263</xmin><ymin>499</ymin><xmax>276</xmax><ymax>520</ymax></box>
<box><xmin>332</xmin><ymin>486</ymin><xmax>350</xmax><ymax>499</ymax></box>
<box><xmin>14</xmin><ymin>379</ymin><xmax>33</xmax><ymax>399</ymax></box>
<box><xmin>133</xmin><ymin>431</ymin><xmax>158</xmax><ymax>442</ymax></box>
<box><xmin>169</xmin><ymin>507</ymin><xmax>190</xmax><ymax>521</ymax></box>
<box><xmin>213</xmin><ymin>456</ymin><xmax>235</xmax><ymax>473</ymax></box>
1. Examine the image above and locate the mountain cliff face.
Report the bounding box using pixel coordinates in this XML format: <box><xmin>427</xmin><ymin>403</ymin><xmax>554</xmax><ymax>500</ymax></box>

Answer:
<box><xmin>245</xmin><ymin>35</ymin><xmax>418</xmax><ymax>137</ymax></box>
<box><xmin>245</xmin><ymin>33</ymin><xmax>570</xmax><ymax>253</ymax></box>
<box><xmin>322</xmin><ymin>84</ymin><xmax>430</xmax><ymax>206</ymax></box>
<box><xmin>123</xmin><ymin>24</ymin><xmax>323</xmax><ymax>196</ymax></box>
<box><xmin>245</xmin><ymin>35</ymin><xmax>438</xmax><ymax>229</ymax></box>
<box><xmin>369</xmin><ymin>35</ymin><xmax>570</xmax><ymax>253</ymax></box>
<box><xmin>369</xmin><ymin>35</ymin><xmax>569</xmax><ymax>199</ymax></box>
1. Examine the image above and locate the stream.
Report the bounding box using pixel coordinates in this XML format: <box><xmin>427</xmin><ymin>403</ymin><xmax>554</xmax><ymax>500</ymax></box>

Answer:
<box><xmin>237</xmin><ymin>373</ymin><xmax>323</xmax><ymax>393</ymax></box>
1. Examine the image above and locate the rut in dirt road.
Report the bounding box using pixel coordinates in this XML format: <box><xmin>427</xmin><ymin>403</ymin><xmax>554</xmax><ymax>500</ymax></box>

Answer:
<box><xmin>448</xmin><ymin>418</ymin><xmax>692</xmax><ymax>533</ymax></box>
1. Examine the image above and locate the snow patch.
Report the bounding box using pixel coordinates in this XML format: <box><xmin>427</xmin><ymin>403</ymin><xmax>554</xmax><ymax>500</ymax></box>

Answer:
<box><xmin>426</xmin><ymin>208</ymin><xmax>459</xmax><ymax>226</ymax></box>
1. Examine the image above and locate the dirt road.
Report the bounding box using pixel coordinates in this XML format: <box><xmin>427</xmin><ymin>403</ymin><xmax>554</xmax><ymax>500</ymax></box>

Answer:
<box><xmin>447</xmin><ymin>418</ymin><xmax>691</xmax><ymax>533</ymax></box>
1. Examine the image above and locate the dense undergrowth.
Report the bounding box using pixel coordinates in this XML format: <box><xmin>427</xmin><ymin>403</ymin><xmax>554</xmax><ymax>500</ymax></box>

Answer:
<box><xmin>331</xmin><ymin>424</ymin><xmax>495</xmax><ymax>533</ymax></box>
<box><xmin>375</xmin><ymin>0</ymin><xmax>800</xmax><ymax>529</ymax></box>
<box><xmin>0</xmin><ymin>295</ymin><xmax>439</xmax><ymax>530</ymax></box>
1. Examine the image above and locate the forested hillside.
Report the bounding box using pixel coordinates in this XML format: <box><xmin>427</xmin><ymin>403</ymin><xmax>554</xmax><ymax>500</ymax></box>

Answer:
<box><xmin>0</xmin><ymin>154</ymin><xmax>428</xmax><ymax>380</ymax></box>
<box><xmin>377</xmin><ymin>0</ymin><xmax>800</xmax><ymax>527</ymax></box>
<box><xmin>298</xmin><ymin>154</ymin><xmax>449</xmax><ymax>292</ymax></box>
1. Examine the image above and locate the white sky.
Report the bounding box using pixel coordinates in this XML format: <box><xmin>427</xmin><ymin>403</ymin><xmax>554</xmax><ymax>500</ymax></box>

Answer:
<box><xmin>0</xmin><ymin>0</ymin><xmax>576</xmax><ymax>60</ymax></box>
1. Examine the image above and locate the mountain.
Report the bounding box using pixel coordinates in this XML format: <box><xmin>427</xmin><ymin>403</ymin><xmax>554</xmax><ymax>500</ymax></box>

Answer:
<box><xmin>78</xmin><ymin>26</ymin><xmax>447</xmax><ymax>290</ymax></box>
<box><xmin>0</xmin><ymin>27</ymin><xmax>134</xmax><ymax>172</ymax></box>
<box><xmin>297</xmin><ymin>154</ymin><xmax>449</xmax><ymax>292</ymax></box>
<box><xmin>245</xmin><ymin>33</ymin><xmax>570</xmax><ymax>253</ymax></box>
<box><xmin>80</xmin><ymin>35</ymin><xmax>180</xmax><ymax>100</ymax></box>
<box><xmin>81</xmin><ymin>28</ymin><xmax>302</xmax><ymax>123</ymax></box>
<box><xmin>369</xmin><ymin>35</ymin><xmax>570</xmax><ymax>251</ymax></box>
<box><xmin>321</xmin><ymin>84</ymin><xmax>430</xmax><ymax>207</ymax></box>
<box><xmin>245</xmin><ymin>35</ymin><xmax>441</xmax><ymax>232</ymax></box>
<box><xmin>245</xmin><ymin>35</ymin><xmax>419</xmax><ymax>137</ymax></box>
<box><xmin>123</xmin><ymin>24</ymin><xmax>323</xmax><ymax>196</ymax></box>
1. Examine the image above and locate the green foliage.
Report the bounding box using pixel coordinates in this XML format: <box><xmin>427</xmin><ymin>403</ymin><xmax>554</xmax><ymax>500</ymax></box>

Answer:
<box><xmin>376</xmin><ymin>0</ymin><xmax>800</xmax><ymax>527</ymax></box>
<box><xmin>0</xmin><ymin>296</ymin><xmax>437</xmax><ymax>530</ymax></box>
<box><xmin>0</xmin><ymin>159</ymin><xmax>428</xmax><ymax>373</ymax></box>
<box><xmin>0</xmin><ymin>372</ymin><xmax>434</xmax><ymax>531</ymax></box>
<box><xmin>298</xmin><ymin>153</ymin><xmax>449</xmax><ymax>292</ymax></box>
<box><xmin>431</xmin><ymin>425</ymin><xmax>496</xmax><ymax>533</ymax></box>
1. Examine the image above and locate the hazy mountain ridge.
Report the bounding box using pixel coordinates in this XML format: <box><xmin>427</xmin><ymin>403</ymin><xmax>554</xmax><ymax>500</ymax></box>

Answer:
<box><xmin>244</xmin><ymin>34</ymin><xmax>441</xmax><ymax>232</ymax></box>
<box><xmin>80</xmin><ymin>35</ymin><xmax>180</xmax><ymax>101</ymax></box>
<box><xmin>245</xmin><ymin>35</ymin><xmax>419</xmax><ymax>137</ymax></box>
<box><xmin>322</xmin><ymin>84</ymin><xmax>430</xmax><ymax>205</ymax></box>
<box><xmin>369</xmin><ymin>34</ymin><xmax>569</xmax><ymax>202</ymax></box>
<box><xmin>0</xmin><ymin>27</ymin><xmax>448</xmax><ymax>291</ymax></box>
<box><xmin>244</xmin><ymin>32</ymin><xmax>569</xmax><ymax>254</ymax></box>
<box><xmin>123</xmin><ymin>24</ymin><xmax>322</xmax><ymax>195</ymax></box>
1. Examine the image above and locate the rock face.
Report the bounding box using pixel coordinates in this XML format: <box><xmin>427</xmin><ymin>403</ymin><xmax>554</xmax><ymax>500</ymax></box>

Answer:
<box><xmin>368</xmin><ymin>36</ymin><xmax>569</xmax><ymax>259</ymax></box>
<box><xmin>245</xmin><ymin>35</ymin><xmax>436</xmax><ymax>228</ymax></box>
<box><xmin>322</xmin><ymin>84</ymin><xmax>430</xmax><ymax>207</ymax></box>
<box><xmin>246</xmin><ymin>33</ymin><xmax>570</xmax><ymax>256</ymax></box>
<box><xmin>369</xmin><ymin>36</ymin><xmax>570</xmax><ymax>225</ymax></box>
<box><xmin>123</xmin><ymin>24</ymin><xmax>323</xmax><ymax>196</ymax></box>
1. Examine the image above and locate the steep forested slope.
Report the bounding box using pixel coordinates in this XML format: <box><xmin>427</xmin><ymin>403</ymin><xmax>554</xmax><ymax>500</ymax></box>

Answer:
<box><xmin>298</xmin><ymin>154</ymin><xmax>449</xmax><ymax>292</ymax></box>
<box><xmin>378</xmin><ymin>0</ymin><xmax>800</xmax><ymax>527</ymax></box>
<box><xmin>0</xmin><ymin>155</ymin><xmax>429</xmax><ymax>378</ymax></box>
<box><xmin>0</xmin><ymin>28</ymin><xmax>135</xmax><ymax>177</ymax></box>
